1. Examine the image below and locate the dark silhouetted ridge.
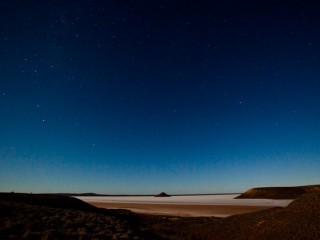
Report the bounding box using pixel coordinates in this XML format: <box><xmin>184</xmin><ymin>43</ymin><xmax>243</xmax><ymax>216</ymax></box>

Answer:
<box><xmin>0</xmin><ymin>193</ymin><xmax>97</xmax><ymax>211</ymax></box>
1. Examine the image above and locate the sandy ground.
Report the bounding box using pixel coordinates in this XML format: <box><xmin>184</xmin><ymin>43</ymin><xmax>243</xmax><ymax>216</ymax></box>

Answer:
<box><xmin>87</xmin><ymin>202</ymin><xmax>275</xmax><ymax>217</ymax></box>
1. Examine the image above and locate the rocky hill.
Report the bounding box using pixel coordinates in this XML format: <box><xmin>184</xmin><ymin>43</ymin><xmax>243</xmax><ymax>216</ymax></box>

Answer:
<box><xmin>155</xmin><ymin>192</ymin><xmax>171</xmax><ymax>197</ymax></box>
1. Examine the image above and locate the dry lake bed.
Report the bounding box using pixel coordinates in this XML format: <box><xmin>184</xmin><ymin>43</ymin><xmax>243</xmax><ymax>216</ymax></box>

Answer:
<box><xmin>76</xmin><ymin>194</ymin><xmax>293</xmax><ymax>217</ymax></box>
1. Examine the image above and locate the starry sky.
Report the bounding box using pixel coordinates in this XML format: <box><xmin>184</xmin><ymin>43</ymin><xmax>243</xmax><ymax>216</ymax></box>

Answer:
<box><xmin>0</xmin><ymin>1</ymin><xmax>319</xmax><ymax>194</ymax></box>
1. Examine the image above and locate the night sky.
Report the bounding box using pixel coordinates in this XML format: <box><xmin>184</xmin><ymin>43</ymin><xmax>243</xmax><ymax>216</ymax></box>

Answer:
<box><xmin>1</xmin><ymin>1</ymin><xmax>319</xmax><ymax>194</ymax></box>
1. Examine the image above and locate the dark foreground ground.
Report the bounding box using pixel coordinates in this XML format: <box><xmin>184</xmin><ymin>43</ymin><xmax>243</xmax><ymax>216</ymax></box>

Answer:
<box><xmin>0</xmin><ymin>192</ymin><xmax>319</xmax><ymax>240</ymax></box>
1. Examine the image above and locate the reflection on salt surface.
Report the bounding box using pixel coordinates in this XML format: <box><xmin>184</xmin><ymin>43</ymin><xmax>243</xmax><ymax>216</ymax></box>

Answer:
<box><xmin>76</xmin><ymin>194</ymin><xmax>293</xmax><ymax>207</ymax></box>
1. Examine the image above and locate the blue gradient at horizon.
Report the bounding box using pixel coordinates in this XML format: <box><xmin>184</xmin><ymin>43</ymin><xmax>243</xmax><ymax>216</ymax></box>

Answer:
<box><xmin>0</xmin><ymin>1</ymin><xmax>319</xmax><ymax>194</ymax></box>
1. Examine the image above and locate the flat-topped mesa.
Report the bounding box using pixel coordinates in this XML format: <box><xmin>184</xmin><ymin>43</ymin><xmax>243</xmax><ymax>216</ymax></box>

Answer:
<box><xmin>154</xmin><ymin>192</ymin><xmax>171</xmax><ymax>197</ymax></box>
<box><xmin>236</xmin><ymin>184</ymin><xmax>320</xmax><ymax>199</ymax></box>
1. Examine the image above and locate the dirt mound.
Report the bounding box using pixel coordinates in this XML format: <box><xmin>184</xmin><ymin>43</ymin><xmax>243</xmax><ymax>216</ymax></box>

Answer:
<box><xmin>213</xmin><ymin>192</ymin><xmax>320</xmax><ymax>240</ymax></box>
<box><xmin>145</xmin><ymin>192</ymin><xmax>320</xmax><ymax>240</ymax></box>
<box><xmin>235</xmin><ymin>184</ymin><xmax>320</xmax><ymax>199</ymax></box>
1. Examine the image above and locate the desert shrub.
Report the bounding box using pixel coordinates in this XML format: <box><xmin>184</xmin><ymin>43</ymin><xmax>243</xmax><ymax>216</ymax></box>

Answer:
<box><xmin>77</xmin><ymin>227</ymin><xmax>87</xmax><ymax>234</ymax></box>
<box><xmin>94</xmin><ymin>226</ymin><xmax>102</xmax><ymax>232</ymax></box>
<box><xmin>64</xmin><ymin>219</ymin><xmax>76</xmax><ymax>228</ymax></box>
<box><xmin>41</xmin><ymin>229</ymin><xmax>57</xmax><ymax>240</ymax></box>
<box><xmin>85</xmin><ymin>222</ymin><xmax>95</xmax><ymax>231</ymax></box>
<box><xmin>22</xmin><ymin>230</ymin><xmax>34</xmax><ymax>239</ymax></box>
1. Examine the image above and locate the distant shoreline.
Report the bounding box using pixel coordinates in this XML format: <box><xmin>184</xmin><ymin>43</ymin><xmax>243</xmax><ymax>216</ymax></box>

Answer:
<box><xmin>0</xmin><ymin>192</ymin><xmax>240</xmax><ymax>197</ymax></box>
<box><xmin>73</xmin><ymin>193</ymin><xmax>241</xmax><ymax>197</ymax></box>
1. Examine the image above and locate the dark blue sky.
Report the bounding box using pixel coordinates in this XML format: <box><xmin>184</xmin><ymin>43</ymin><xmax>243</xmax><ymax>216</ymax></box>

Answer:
<box><xmin>1</xmin><ymin>1</ymin><xmax>319</xmax><ymax>194</ymax></box>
